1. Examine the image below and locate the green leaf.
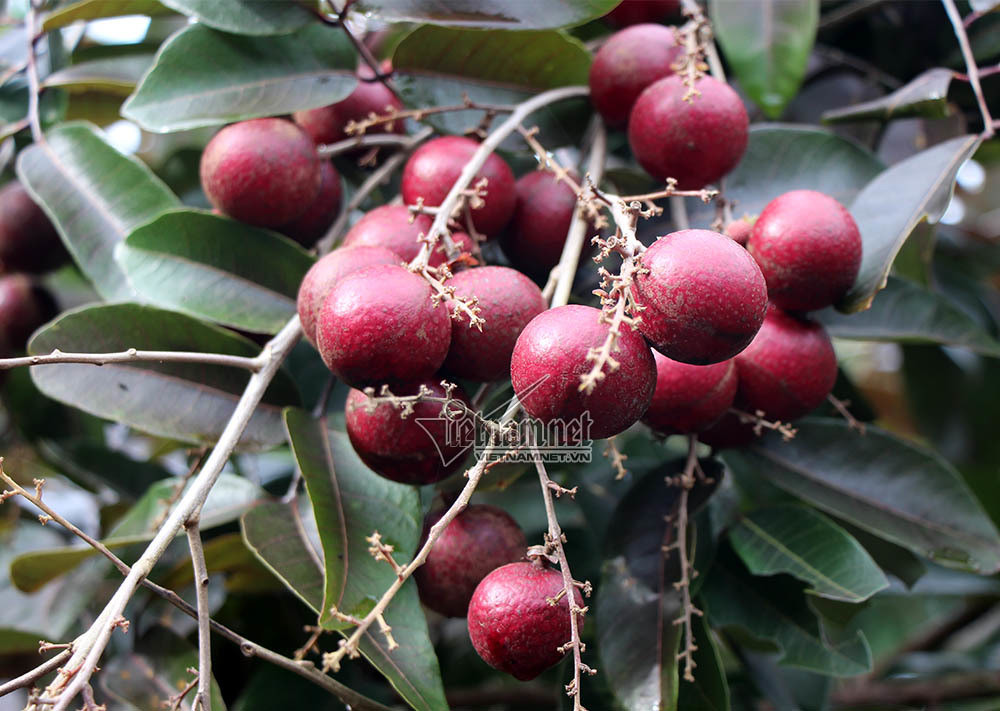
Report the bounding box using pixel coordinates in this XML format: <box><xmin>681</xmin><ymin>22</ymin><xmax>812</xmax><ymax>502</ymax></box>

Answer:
<box><xmin>393</xmin><ymin>26</ymin><xmax>591</xmax><ymax>138</ymax></box>
<box><xmin>10</xmin><ymin>473</ymin><xmax>263</xmax><ymax>592</ymax></box>
<box><xmin>16</xmin><ymin>121</ymin><xmax>179</xmax><ymax>301</ymax></box>
<box><xmin>817</xmin><ymin>276</ymin><xmax>1000</xmax><ymax>357</ymax></box>
<box><xmin>42</xmin><ymin>0</ymin><xmax>172</xmax><ymax>32</ymax></box>
<box><xmin>841</xmin><ymin>524</ymin><xmax>926</xmax><ymax>589</ymax></box>
<box><xmin>284</xmin><ymin>410</ymin><xmax>448</xmax><ymax>711</ymax></box>
<box><xmin>677</xmin><ymin>611</ymin><xmax>730</xmax><ymax>711</ymax></box>
<box><xmin>822</xmin><ymin>68</ymin><xmax>954</xmax><ymax>124</ymax></box>
<box><xmin>839</xmin><ymin>134</ymin><xmax>982</xmax><ymax>313</ymax></box>
<box><xmin>118</xmin><ymin>210</ymin><xmax>314</xmax><ymax>334</ymax></box>
<box><xmin>43</xmin><ymin>55</ymin><xmax>154</xmax><ymax>96</ymax></box>
<box><xmin>729</xmin><ymin>504</ymin><xmax>888</xmax><ymax>603</ymax></box>
<box><xmin>724</xmin><ymin>419</ymin><xmax>1000</xmax><ymax>574</ymax></box>
<box><xmin>159</xmin><ymin>0</ymin><xmax>313</xmax><ymax>35</ymax></box>
<box><xmin>703</xmin><ymin>551</ymin><xmax>872</xmax><ymax>676</ymax></box>
<box><xmin>710</xmin><ymin>0</ymin><xmax>819</xmax><ymax>118</ymax></box>
<box><xmin>122</xmin><ymin>23</ymin><xmax>357</xmax><ymax>132</ymax></box>
<box><xmin>28</xmin><ymin>303</ymin><xmax>299</xmax><ymax>451</ymax></box>
<box><xmin>596</xmin><ymin>460</ymin><xmax>721</xmax><ymax>711</ymax></box>
<box><xmin>691</xmin><ymin>125</ymin><xmax>883</xmax><ymax>225</ymax></box>
<box><xmin>38</xmin><ymin>437</ymin><xmax>172</xmax><ymax>500</ymax></box>
<box><xmin>355</xmin><ymin>0</ymin><xmax>618</xmax><ymax>29</ymax></box>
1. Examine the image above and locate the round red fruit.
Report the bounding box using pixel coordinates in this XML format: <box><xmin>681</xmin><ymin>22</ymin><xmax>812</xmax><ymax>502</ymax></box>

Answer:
<box><xmin>589</xmin><ymin>24</ymin><xmax>682</xmax><ymax>126</ymax></box>
<box><xmin>628</xmin><ymin>75</ymin><xmax>748</xmax><ymax>189</ymax></box>
<box><xmin>747</xmin><ymin>190</ymin><xmax>862</xmax><ymax>312</ymax></box>
<box><xmin>296</xmin><ymin>246</ymin><xmax>401</xmax><ymax>345</ymax></box>
<box><xmin>724</xmin><ymin>217</ymin><xmax>754</xmax><ymax>246</ymax></box>
<box><xmin>402</xmin><ymin>136</ymin><xmax>516</xmax><ymax>237</ymax></box>
<box><xmin>345</xmin><ymin>380</ymin><xmax>471</xmax><ymax>485</ymax></box>
<box><xmin>0</xmin><ymin>182</ymin><xmax>68</xmax><ymax>274</ymax></box>
<box><xmin>292</xmin><ymin>73</ymin><xmax>403</xmax><ymax>146</ymax></box>
<box><xmin>604</xmin><ymin>0</ymin><xmax>679</xmax><ymax>27</ymax></box>
<box><xmin>0</xmin><ymin>274</ymin><xmax>57</xmax><ymax>354</ymax></box>
<box><xmin>415</xmin><ymin>505</ymin><xmax>526</xmax><ymax>618</ymax></box>
<box><xmin>510</xmin><ymin>304</ymin><xmax>656</xmax><ymax>440</ymax></box>
<box><xmin>342</xmin><ymin>205</ymin><xmax>473</xmax><ymax>266</ymax></box>
<box><xmin>199</xmin><ymin>118</ymin><xmax>321</xmax><ymax>228</ymax></box>
<box><xmin>443</xmin><ymin>266</ymin><xmax>547</xmax><ymax>382</ymax></box>
<box><xmin>735</xmin><ymin>306</ymin><xmax>837</xmax><ymax>421</ymax></box>
<box><xmin>642</xmin><ymin>353</ymin><xmax>737</xmax><ymax>434</ymax></box>
<box><xmin>502</xmin><ymin>170</ymin><xmax>582</xmax><ymax>275</ymax></box>
<box><xmin>316</xmin><ymin>264</ymin><xmax>451</xmax><ymax>387</ymax></box>
<box><xmin>277</xmin><ymin>160</ymin><xmax>343</xmax><ymax>247</ymax></box>
<box><xmin>633</xmin><ymin>229</ymin><xmax>768</xmax><ymax>364</ymax></box>
<box><xmin>467</xmin><ymin>561</ymin><xmax>582</xmax><ymax>681</ymax></box>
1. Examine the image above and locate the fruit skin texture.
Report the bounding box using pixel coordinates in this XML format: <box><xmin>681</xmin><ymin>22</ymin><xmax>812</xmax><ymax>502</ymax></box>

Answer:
<box><xmin>628</xmin><ymin>75</ymin><xmax>749</xmax><ymax>189</ymax></box>
<box><xmin>277</xmin><ymin>160</ymin><xmax>343</xmax><ymax>247</ymax></box>
<box><xmin>292</xmin><ymin>74</ymin><xmax>403</xmax><ymax>146</ymax></box>
<box><xmin>502</xmin><ymin>171</ymin><xmax>581</xmax><ymax>275</ymax></box>
<box><xmin>642</xmin><ymin>353</ymin><xmax>737</xmax><ymax>434</ymax></box>
<box><xmin>415</xmin><ymin>505</ymin><xmax>526</xmax><ymax>618</ymax></box>
<box><xmin>467</xmin><ymin>561</ymin><xmax>583</xmax><ymax>681</ymax></box>
<box><xmin>341</xmin><ymin>205</ymin><xmax>474</xmax><ymax>266</ymax></box>
<box><xmin>345</xmin><ymin>380</ymin><xmax>471</xmax><ymax>484</ymax></box>
<box><xmin>200</xmin><ymin>118</ymin><xmax>321</xmax><ymax>228</ymax></box>
<box><xmin>402</xmin><ymin>136</ymin><xmax>516</xmax><ymax>237</ymax></box>
<box><xmin>296</xmin><ymin>246</ymin><xmax>401</xmax><ymax>345</ymax></box>
<box><xmin>747</xmin><ymin>190</ymin><xmax>862</xmax><ymax>312</ymax></box>
<box><xmin>444</xmin><ymin>266</ymin><xmax>547</xmax><ymax>382</ymax></box>
<box><xmin>589</xmin><ymin>24</ymin><xmax>682</xmax><ymax>126</ymax></box>
<box><xmin>605</xmin><ymin>0</ymin><xmax>679</xmax><ymax>27</ymax></box>
<box><xmin>0</xmin><ymin>274</ymin><xmax>57</xmax><ymax>354</ymax></box>
<box><xmin>0</xmin><ymin>182</ymin><xmax>67</xmax><ymax>274</ymax></box>
<box><xmin>633</xmin><ymin>229</ymin><xmax>768</xmax><ymax>365</ymax></box>
<box><xmin>316</xmin><ymin>264</ymin><xmax>451</xmax><ymax>387</ymax></box>
<box><xmin>510</xmin><ymin>304</ymin><xmax>656</xmax><ymax>440</ymax></box>
<box><xmin>735</xmin><ymin>306</ymin><xmax>838</xmax><ymax>421</ymax></box>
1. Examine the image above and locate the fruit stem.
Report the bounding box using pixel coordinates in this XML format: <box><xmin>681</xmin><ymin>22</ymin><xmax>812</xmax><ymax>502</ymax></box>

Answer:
<box><xmin>942</xmin><ymin>0</ymin><xmax>996</xmax><ymax>138</ymax></box>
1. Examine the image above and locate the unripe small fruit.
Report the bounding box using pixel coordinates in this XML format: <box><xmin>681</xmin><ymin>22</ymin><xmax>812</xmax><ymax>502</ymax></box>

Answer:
<box><xmin>316</xmin><ymin>264</ymin><xmax>450</xmax><ymax>387</ymax></box>
<box><xmin>510</xmin><ymin>304</ymin><xmax>656</xmax><ymax>440</ymax></box>
<box><xmin>604</xmin><ymin>0</ymin><xmax>679</xmax><ymax>27</ymax></box>
<box><xmin>200</xmin><ymin>118</ymin><xmax>321</xmax><ymax>227</ymax></box>
<box><xmin>747</xmin><ymin>190</ymin><xmax>862</xmax><ymax>312</ymax></box>
<box><xmin>342</xmin><ymin>205</ymin><xmax>473</xmax><ymax>266</ymax></box>
<box><xmin>0</xmin><ymin>274</ymin><xmax>57</xmax><ymax>354</ymax></box>
<box><xmin>735</xmin><ymin>307</ymin><xmax>837</xmax><ymax>421</ymax></box>
<box><xmin>467</xmin><ymin>561</ymin><xmax>582</xmax><ymax>681</ymax></box>
<box><xmin>724</xmin><ymin>217</ymin><xmax>754</xmax><ymax>246</ymax></box>
<box><xmin>345</xmin><ymin>380</ymin><xmax>471</xmax><ymax>484</ymax></box>
<box><xmin>0</xmin><ymin>182</ymin><xmax>67</xmax><ymax>274</ymax></box>
<box><xmin>415</xmin><ymin>505</ymin><xmax>526</xmax><ymax>618</ymax></box>
<box><xmin>402</xmin><ymin>136</ymin><xmax>516</xmax><ymax>237</ymax></box>
<box><xmin>642</xmin><ymin>353</ymin><xmax>737</xmax><ymax>434</ymax></box>
<box><xmin>589</xmin><ymin>24</ymin><xmax>682</xmax><ymax>126</ymax></box>
<box><xmin>443</xmin><ymin>266</ymin><xmax>547</xmax><ymax>382</ymax></box>
<box><xmin>292</xmin><ymin>71</ymin><xmax>403</xmax><ymax>146</ymax></box>
<box><xmin>277</xmin><ymin>161</ymin><xmax>343</xmax><ymax>247</ymax></box>
<box><xmin>296</xmin><ymin>246</ymin><xmax>401</xmax><ymax>345</ymax></box>
<box><xmin>628</xmin><ymin>75</ymin><xmax>748</xmax><ymax>189</ymax></box>
<box><xmin>502</xmin><ymin>171</ymin><xmax>581</xmax><ymax>275</ymax></box>
<box><xmin>633</xmin><ymin>229</ymin><xmax>768</xmax><ymax>364</ymax></box>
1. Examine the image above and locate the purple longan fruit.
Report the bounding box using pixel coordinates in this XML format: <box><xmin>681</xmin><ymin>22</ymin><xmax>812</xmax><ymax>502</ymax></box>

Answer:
<box><xmin>277</xmin><ymin>161</ymin><xmax>343</xmax><ymax>247</ymax></box>
<box><xmin>642</xmin><ymin>352</ymin><xmax>737</xmax><ymax>434</ymax></box>
<box><xmin>501</xmin><ymin>170</ymin><xmax>581</xmax><ymax>275</ymax></box>
<box><xmin>0</xmin><ymin>274</ymin><xmax>57</xmax><ymax>354</ymax></box>
<box><xmin>292</xmin><ymin>70</ymin><xmax>403</xmax><ymax>146</ymax></box>
<box><xmin>725</xmin><ymin>217</ymin><xmax>754</xmax><ymax>246</ymax></box>
<box><xmin>0</xmin><ymin>182</ymin><xmax>67</xmax><ymax>274</ymax></box>
<box><xmin>341</xmin><ymin>205</ymin><xmax>473</xmax><ymax>266</ymax></box>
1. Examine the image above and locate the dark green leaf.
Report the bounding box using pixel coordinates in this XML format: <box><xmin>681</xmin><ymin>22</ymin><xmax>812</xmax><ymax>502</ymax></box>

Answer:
<box><xmin>730</xmin><ymin>504</ymin><xmax>888</xmax><ymax>602</ymax></box>
<box><xmin>43</xmin><ymin>55</ymin><xmax>154</xmax><ymax>95</ymax></box>
<box><xmin>118</xmin><ymin>210</ymin><xmax>314</xmax><ymax>334</ymax></box>
<box><xmin>710</xmin><ymin>0</ymin><xmax>819</xmax><ymax>118</ymax></box>
<box><xmin>285</xmin><ymin>410</ymin><xmax>448</xmax><ymax>711</ymax></box>
<box><xmin>16</xmin><ymin>121</ymin><xmax>180</xmax><ymax>300</ymax></box>
<box><xmin>42</xmin><ymin>0</ymin><xmax>172</xmax><ymax>32</ymax></box>
<box><xmin>842</xmin><ymin>524</ymin><xmax>926</xmax><ymax>589</ymax></box>
<box><xmin>724</xmin><ymin>419</ymin><xmax>1000</xmax><ymax>573</ymax></box>
<box><xmin>37</xmin><ymin>437</ymin><xmax>172</xmax><ymax>500</ymax></box>
<box><xmin>596</xmin><ymin>460</ymin><xmax>721</xmax><ymax>711</ymax></box>
<box><xmin>28</xmin><ymin>304</ymin><xmax>299</xmax><ymax>450</ymax></box>
<box><xmin>159</xmin><ymin>0</ymin><xmax>313</xmax><ymax>35</ymax></box>
<box><xmin>691</xmin><ymin>125</ymin><xmax>883</xmax><ymax>226</ymax></box>
<box><xmin>123</xmin><ymin>23</ymin><xmax>357</xmax><ymax>132</ymax></box>
<box><xmin>356</xmin><ymin>0</ymin><xmax>618</xmax><ymax>29</ymax></box>
<box><xmin>818</xmin><ymin>276</ymin><xmax>1000</xmax><ymax>357</ymax></box>
<box><xmin>823</xmin><ymin>68</ymin><xmax>954</xmax><ymax>123</ymax></box>
<box><xmin>703</xmin><ymin>552</ymin><xmax>872</xmax><ymax>676</ymax></box>
<box><xmin>677</xmin><ymin>610</ymin><xmax>730</xmax><ymax>711</ymax></box>
<box><xmin>839</xmin><ymin>134</ymin><xmax>982</xmax><ymax>313</ymax></box>
<box><xmin>10</xmin><ymin>473</ymin><xmax>262</xmax><ymax>592</ymax></box>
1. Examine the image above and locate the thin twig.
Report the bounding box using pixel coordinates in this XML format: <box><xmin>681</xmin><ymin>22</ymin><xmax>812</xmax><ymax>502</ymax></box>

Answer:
<box><xmin>0</xmin><ymin>649</ymin><xmax>71</xmax><ymax>697</ymax></box>
<box><xmin>331</xmin><ymin>4</ymin><xmax>400</xmax><ymax>102</ymax></box>
<box><xmin>942</xmin><ymin>0</ymin><xmax>996</xmax><ymax>138</ymax></box>
<box><xmin>827</xmin><ymin>394</ymin><xmax>867</xmax><ymax>434</ymax></box>
<box><xmin>317</xmin><ymin>133</ymin><xmax>417</xmax><ymax>158</ymax></box>
<box><xmin>184</xmin><ymin>517</ymin><xmax>212</xmax><ymax>711</ymax></box>
<box><xmin>667</xmin><ymin>437</ymin><xmax>703</xmax><ymax>683</ymax></box>
<box><xmin>0</xmin><ymin>348</ymin><xmax>262</xmax><ymax>372</ymax></box>
<box><xmin>24</xmin><ymin>3</ymin><xmax>44</xmax><ymax>144</ymax></box>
